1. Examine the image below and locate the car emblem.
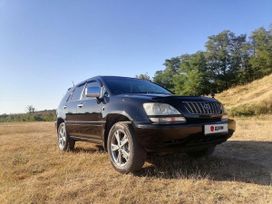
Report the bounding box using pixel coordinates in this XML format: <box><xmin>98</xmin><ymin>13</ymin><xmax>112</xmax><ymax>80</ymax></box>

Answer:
<box><xmin>203</xmin><ymin>103</ymin><xmax>211</xmax><ymax>111</ymax></box>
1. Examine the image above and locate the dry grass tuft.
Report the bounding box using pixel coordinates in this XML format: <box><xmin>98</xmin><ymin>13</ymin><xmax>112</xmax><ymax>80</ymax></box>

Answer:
<box><xmin>0</xmin><ymin>119</ymin><xmax>271</xmax><ymax>203</ymax></box>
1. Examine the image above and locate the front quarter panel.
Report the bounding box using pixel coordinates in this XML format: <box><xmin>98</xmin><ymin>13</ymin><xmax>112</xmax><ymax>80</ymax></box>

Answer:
<box><xmin>102</xmin><ymin>96</ymin><xmax>151</xmax><ymax>124</ymax></box>
<box><xmin>56</xmin><ymin>92</ymin><xmax>71</xmax><ymax>121</ymax></box>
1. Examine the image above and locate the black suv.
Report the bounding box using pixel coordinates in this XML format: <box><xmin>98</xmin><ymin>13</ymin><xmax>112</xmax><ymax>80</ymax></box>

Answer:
<box><xmin>56</xmin><ymin>76</ymin><xmax>235</xmax><ymax>173</ymax></box>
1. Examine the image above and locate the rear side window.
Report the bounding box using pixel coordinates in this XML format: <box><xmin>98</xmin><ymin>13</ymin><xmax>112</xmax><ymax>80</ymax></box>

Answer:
<box><xmin>70</xmin><ymin>85</ymin><xmax>84</xmax><ymax>101</ymax></box>
<box><xmin>66</xmin><ymin>92</ymin><xmax>72</xmax><ymax>102</ymax></box>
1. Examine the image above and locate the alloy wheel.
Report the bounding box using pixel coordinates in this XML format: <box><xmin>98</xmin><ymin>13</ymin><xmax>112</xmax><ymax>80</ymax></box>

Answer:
<box><xmin>58</xmin><ymin>123</ymin><xmax>67</xmax><ymax>150</ymax></box>
<box><xmin>110</xmin><ymin>129</ymin><xmax>130</xmax><ymax>167</ymax></box>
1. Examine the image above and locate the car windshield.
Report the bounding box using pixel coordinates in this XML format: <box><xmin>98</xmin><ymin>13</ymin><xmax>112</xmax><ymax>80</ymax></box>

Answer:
<box><xmin>103</xmin><ymin>77</ymin><xmax>172</xmax><ymax>95</ymax></box>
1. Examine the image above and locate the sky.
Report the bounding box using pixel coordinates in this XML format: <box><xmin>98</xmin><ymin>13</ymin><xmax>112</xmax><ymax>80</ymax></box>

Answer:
<box><xmin>0</xmin><ymin>0</ymin><xmax>272</xmax><ymax>114</ymax></box>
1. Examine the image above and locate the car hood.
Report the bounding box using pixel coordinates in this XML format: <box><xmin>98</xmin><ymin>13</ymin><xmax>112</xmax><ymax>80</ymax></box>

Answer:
<box><xmin>116</xmin><ymin>93</ymin><xmax>218</xmax><ymax>103</ymax></box>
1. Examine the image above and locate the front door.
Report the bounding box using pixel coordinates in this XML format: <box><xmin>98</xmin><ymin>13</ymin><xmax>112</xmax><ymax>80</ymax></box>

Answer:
<box><xmin>75</xmin><ymin>81</ymin><xmax>104</xmax><ymax>142</ymax></box>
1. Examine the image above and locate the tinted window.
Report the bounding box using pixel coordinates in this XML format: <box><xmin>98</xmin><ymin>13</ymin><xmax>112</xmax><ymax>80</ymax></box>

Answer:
<box><xmin>70</xmin><ymin>85</ymin><xmax>84</xmax><ymax>101</ymax></box>
<box><xmin>65</xmin><ymin>92</ymin><xmax>72</xmax><ymax>102</ymax></box>
<box><xmin>103</xmin><ymin>78</ymin><xmax>171</xmax><ymax>95</ymax></box>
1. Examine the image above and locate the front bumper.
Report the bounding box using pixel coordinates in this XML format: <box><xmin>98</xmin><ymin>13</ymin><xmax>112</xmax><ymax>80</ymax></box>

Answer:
<box><xmin>133</xmin><ymin>119</ymin><xmax>236</xmax><ymax>153</ymax></box>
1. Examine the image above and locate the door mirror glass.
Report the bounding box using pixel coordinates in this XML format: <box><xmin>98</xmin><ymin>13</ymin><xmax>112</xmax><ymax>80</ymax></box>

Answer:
<box><xmin>85</xmin><ymin>86</ymin><xmax>101</xmax><ymax>98</ymax></box>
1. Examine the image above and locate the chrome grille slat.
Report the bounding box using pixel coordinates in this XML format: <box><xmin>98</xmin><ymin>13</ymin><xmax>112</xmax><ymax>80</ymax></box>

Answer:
<box><xmin>190</xmin><ymin>102</ymin><xmax>198</xmax><ymax>113</ymax></box>
<box><xmin>214</xmin><ymin>103</ymin><xmax>218</xmax><ymax>113</ymax></box>
<box><xmin>184</xmin><ymin>106</ymin><xmax>191</xmax><ymax>113</ymax></box>
<box><xmin>185</xmin><ymin>102</ymin><xmax>194</xmax><ymax>113</ymax></box>
<box><xmin>211</xmin><ymin>103</ymin><xmax>216</xmax><ymax>114</ymax></box>
<box><xmin>193</xmin><ymin>102</ymin><xmax>202</xmax><ymax>114</ymax></box>
<box><xmin>211</xmin><ymin>103</ymin><xmax>214</xmax><ymax>114</ymax></box>
<box><xmin>183</xmin><ymin>101</ymin><xmax>222</xmax><ymax>115</ymax></box>
<box><xmin>208</xmin><ymin>103</ymin><xmax>212</xmax><ymax>114</ymax></box>
<box><xmin>213</xmin><ymin>103</ymin><xmax>218</xmax><ymax>114</ymax></box>
<box><xmin>199</xmin><ymin>102</ymin><xmax>206</xmax><ymax>114</ymax></box>
<box><xmin>215</xmin><ymin>103</ymin><xmax>220</xmax><ymax>113</ymax></box>
<box><xmin>200</xmin><ymin>102</ymin><xmax>208</xmax><ymax>114</ymax></box>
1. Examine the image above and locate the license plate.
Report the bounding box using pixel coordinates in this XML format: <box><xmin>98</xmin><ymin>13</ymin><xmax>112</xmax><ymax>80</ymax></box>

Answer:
<box><xmin>204</xmin><ymin>124</ymin><xmax>228</xmax><ymax>135</ymax></box>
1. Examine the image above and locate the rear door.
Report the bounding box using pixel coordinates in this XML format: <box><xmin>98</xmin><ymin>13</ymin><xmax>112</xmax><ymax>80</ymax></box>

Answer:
<box><xmin>75</xmin><ymin>81</ymin><xmax>104</xmax><ymax>142</ymax></box>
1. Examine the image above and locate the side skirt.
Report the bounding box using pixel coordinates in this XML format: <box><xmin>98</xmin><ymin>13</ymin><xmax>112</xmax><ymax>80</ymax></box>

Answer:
<box><xmin>70</xmin><ymin>135</ymin><xmax>103</xmax><ymax>145</ymax></box>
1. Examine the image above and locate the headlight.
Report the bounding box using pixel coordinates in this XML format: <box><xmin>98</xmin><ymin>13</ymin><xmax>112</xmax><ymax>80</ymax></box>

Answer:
<box><xmin>143</xmin><ymin>103</ymin><xmax>180</xmax><ymax>115</ymax></box>
<box><xmin>143</xmin><ymin>103</ymin><xmax>186</xmax><ymax>123</ymax></box>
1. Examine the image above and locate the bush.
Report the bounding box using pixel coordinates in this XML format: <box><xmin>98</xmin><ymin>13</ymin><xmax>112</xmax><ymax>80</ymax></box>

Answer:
<box><xmin>230</xmin><ymin>102</ymin><xmax>272</xmax><ymax>116</ymax></box>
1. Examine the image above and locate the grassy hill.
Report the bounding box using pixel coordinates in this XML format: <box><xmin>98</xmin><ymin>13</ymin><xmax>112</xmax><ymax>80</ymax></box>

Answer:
<box><xmin>216</xmin><ymin>74</ymin><xmax>272</xmax><ymax>116</ymax></box>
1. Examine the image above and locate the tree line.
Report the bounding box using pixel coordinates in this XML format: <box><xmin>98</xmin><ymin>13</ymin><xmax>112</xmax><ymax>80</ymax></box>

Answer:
<box><xmin>0</xmin><ymin>109</ymin><xmax>56</xmax><ymax>122</ymax></box>
<box><xmin>141</xmin><ymin>25</ymin><xmax>272</xmax><ymax>95</ymax></box>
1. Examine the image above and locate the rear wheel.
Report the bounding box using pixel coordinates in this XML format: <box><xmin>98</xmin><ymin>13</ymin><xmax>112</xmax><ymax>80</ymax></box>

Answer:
<box><xmin>107</xmin><ymin>122</ymin><xmax>146</xmax><ymax>173</ymax></box>
<box><xmin>57</xmin><ymin>122</ymin><xmax>75</xmax><ymax>151</ymax></box>
<box><xmin>186</xmin><ymin>147</ymin><xmax>215</xmax><ymax>158</ymax></box>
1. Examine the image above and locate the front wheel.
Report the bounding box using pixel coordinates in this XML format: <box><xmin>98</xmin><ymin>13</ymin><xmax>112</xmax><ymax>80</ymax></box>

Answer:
<box><xmin>107</xmin><ymin>122</ymin><xmax>146</xmax><ymax>173</ymax></box>
<box><xmin>57</xmin><ymin>122</ymin><xmax>75</xmax><ymax>151</ymax></box>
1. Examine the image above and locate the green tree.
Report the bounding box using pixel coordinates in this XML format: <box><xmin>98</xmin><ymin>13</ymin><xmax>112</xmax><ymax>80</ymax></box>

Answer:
<box><xmin>205</xmin><ymin>30</ymin><xmax>251</xmax><ymax>91</ymax></box>
<box><xmin>135</xmin><ymin>73</ymin><xmax>151</xmax><ymax>80</ymax></box>
<box><xmin>249</xmin><ymin>27</ymin><xmax>272</xmax><ymax>78</ymax></box>
<box><xmin>152</xmin><ymin>25</ymin><xmax>272</xmax><ymax>96</ymax></box>
<box><xmin>174</xmin><ymin>52</ymin><xmax>211</xmax><ymax>95</ymax></box>
<box><xmin>26</xmin><ymin>105</ymin><xmax>35</xmax><ymax>114</ymax></box>
<box><xmin>153</xmin><ymin>57</ymin><xmax>181</xmax><ymax>91</ymax></box>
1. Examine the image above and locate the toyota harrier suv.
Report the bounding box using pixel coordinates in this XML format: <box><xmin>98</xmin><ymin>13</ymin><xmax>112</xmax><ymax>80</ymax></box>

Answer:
<box><xmin>56</xmin><ymin>76</ymin><xmax>235</xmax><ymax>173</ymax></box>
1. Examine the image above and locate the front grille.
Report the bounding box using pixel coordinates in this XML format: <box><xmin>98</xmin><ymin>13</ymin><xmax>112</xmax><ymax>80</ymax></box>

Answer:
<box><xmin>183</xmin><ymin>101</ymin><xmax>223</xmax><ymax>115</ymax></box>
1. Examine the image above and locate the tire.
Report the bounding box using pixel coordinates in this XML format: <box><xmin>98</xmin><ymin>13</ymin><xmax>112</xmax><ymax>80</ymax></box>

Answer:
<box><xmin>186</xmin><ymin>147</ymin><xmax>215</xmax><ymax>158</ymax></box>
<box><xmin>107</xmin><ymin>122</ymin><xmax>146</xmax><ymax>173</ymax></box>
<box><xmin>57</xmin><ymin>122</ymin><xmax>75</xmax><ymax>151</ymax></box>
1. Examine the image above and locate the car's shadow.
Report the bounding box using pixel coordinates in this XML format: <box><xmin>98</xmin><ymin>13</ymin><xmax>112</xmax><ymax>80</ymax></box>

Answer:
<box><xmin>135</xmin><ymin>141</ymin><xmax>272</xmax><ymax>186</ymax></box>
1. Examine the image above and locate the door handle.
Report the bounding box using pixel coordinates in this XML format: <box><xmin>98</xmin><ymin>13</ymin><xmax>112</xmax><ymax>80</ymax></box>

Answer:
<box><xmin>63</xmin><ymin>105</ymin><xmax>67</xmax><ymax>109</ymax></box>
<box><xmin>77</xmin><ymin>103</ymin><xmax>83</xmax><ymax>108</ymax></box>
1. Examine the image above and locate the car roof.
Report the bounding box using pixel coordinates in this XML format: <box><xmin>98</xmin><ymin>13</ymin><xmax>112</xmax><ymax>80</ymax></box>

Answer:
<box><xmin>74</xmin><ymin>76</ymin><xmax>139</xmax><ymax>87</ymax></box>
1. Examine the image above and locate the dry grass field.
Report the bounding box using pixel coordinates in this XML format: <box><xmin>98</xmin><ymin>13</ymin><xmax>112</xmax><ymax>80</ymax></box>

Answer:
<box><xmin>0</xmin><ymin>117</ymin><xmax>271</xmax><ymax>204</ymax></box>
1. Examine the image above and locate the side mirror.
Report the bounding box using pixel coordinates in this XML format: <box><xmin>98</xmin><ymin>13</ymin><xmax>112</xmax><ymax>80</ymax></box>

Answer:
<box><xmin>85</xmin><ymin>86</ymin><xmax>102</xmax><ymax>98</ymax></box>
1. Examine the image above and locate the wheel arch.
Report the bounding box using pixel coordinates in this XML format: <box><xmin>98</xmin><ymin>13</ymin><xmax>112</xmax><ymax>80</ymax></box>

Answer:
<box><xmin>103</xmin><ymin>113</ymin><xmax>132</xmax><ymax>151</ymax></box>
<box><xmin>56</xmin><ymin>117</ymin><xmax>65</xmax><ymax>130</ymax></box>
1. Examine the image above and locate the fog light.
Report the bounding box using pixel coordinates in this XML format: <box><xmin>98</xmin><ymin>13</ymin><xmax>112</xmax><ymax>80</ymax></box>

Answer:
<box><xmin>149</xmin><ymin>116</ymin><xmax>186</xmax><ymax>124</ymax></box>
